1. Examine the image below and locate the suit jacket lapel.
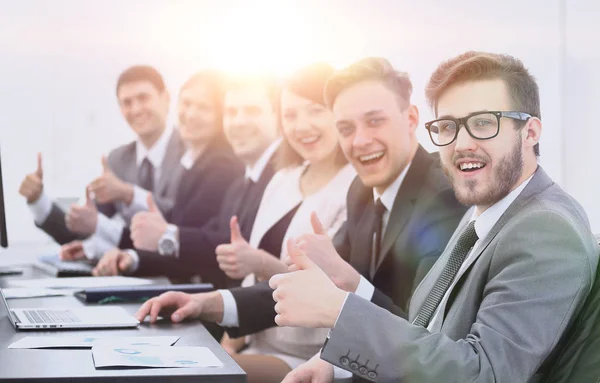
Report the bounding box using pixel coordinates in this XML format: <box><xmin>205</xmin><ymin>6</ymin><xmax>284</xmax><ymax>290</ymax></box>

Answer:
<box><xmin>375</xmin><ymin>146</ymin><xmax>434</xmax><ymax>274</ymax></box>
<box><xmin>155</xmin><ymin>129</ymin><xmax>184</xmax><ymax>197</ymax></box>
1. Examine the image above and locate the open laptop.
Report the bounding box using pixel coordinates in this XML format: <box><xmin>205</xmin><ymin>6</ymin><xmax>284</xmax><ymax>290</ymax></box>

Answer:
<box><xmin>1</xmin><ymin>288</ymin><xmax>139</xmax><ymax>330</ymax></box>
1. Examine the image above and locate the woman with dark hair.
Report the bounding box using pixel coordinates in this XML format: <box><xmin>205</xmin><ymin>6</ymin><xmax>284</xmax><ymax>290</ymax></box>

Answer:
<box><xmin>215</xmin><ymin>63</ymin><xmax>356</xmax><ymax>382</ymax></box>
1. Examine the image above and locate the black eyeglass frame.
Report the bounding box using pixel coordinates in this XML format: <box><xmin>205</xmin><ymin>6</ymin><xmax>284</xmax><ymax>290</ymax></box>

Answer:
<box><xmin>425</xmin><ymin>111</ymin><xmax>532</xmax><ymax>147</ymax></box>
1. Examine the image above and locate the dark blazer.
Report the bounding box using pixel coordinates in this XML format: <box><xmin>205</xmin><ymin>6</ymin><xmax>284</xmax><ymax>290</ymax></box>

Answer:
<box><xmin>131</xmin><ymin>156</ymin><xmax>276</xmax><ymax>288</ymax></box>
<box><xmin>225</xmin><ymin>145</ymin><xmax>468</xmax><ymax>337</ymax></box>
<box><xmin>118</xmin><ymin>139</ymin><xmax>244</xmax><ymax>268</ymax></box>
<box><xmin>36</xmin><ymin>129</ymin><xmax>185</xmax><ymax>245</ymax></box>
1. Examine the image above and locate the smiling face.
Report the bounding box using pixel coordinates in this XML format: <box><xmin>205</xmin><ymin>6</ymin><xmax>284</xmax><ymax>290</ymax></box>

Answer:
<box><xmin>117</xmin><ymin>80</ymin><xmax>169</xmax><ymax>141</ymax></box>
<box><xmin>333</xmin><ymin>80</ymin><xmax>418</xmax><ymax>193</ymax></box>
<box><xmin>280</xmin><ymin>88</ymin><xmax>339</xmax><ymax>164</ymax></box>
<box><xmin>178</xmin><ymin>83</ymin><xmax>220</xmax><ymax>147</ymax></box>
<box><xmin>437</xmin><ymin>79</ymin><xmax>538</xmax><ymax>211</ymax></box>
<box><xmin>222</xmin><ymin>84</ymin><xmax>279</xmax><ymax>165</ymax></box>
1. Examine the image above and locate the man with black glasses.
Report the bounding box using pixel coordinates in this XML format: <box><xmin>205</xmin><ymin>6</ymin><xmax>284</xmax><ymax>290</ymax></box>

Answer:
<box><xmin>270</xmin><ymin>52</ymin><xmax>599</xmax><ymax>382</ymax></box>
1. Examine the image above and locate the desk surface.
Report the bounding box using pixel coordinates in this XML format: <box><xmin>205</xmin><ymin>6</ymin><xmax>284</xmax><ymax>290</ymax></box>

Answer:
<box><xmin>0</xmin><ymin>262</ymin><xmax>246</xmax><ymax>382</ymax></box>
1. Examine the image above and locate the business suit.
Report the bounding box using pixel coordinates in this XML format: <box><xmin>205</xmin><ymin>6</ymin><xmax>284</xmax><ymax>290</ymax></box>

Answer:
<box><xmin>36</xmin><ymin>129</ymin><xmax>185</xmax><ymax>245</ymax></box>
<box><xmin>131</xmin><ymin>154</ymin><xmax>277</xmax><ymax>285</ymax></box>
<box><xmin>225</xmin><ymin>146</ymin><xmax>466</xmax><ymax>338</ymax></box>
<box><xmin>119</xmin><ymin>139</ymin><xmax>244</xmax><ymax>287</ymax></box>
<box><xmin>320</xmin><ymin>167</ymin><xmax>599</xmax><ymax>382</ymax></box>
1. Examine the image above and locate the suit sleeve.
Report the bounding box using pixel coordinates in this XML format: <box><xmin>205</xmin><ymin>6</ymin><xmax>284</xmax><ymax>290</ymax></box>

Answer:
<box><xmin>36</xmin><ymin>203</ymin><xmax>87</xmax><ymax>245</ymax></box>
<box><xmin>223</xmin><ymin>281</ymin><xmax>277</xmax><ymax>338</ymax></box>
<box><xmin>322</xmin><ymin>211</ymin><xmax>595</xmax><ymax>382</ymax></box>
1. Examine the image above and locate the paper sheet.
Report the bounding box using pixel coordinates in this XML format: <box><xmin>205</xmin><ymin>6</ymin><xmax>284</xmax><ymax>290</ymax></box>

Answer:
<box><xmin>9</xmin><ymin>276</ymin><xmax>154</xmax><ymax>289</ymax></box>
<box><xmin>92</xmin><ymin>345</ymin><xmax>223</xmax><ymax>368</ymax></box>
<box><xmin>2</xmin><ymin>288</ymin><xmax>73</xmax><ymax>299</ymax></box>
<box><xmin>8</xmin><ymin>336</ymin><xmax>180</xmax><ymax>349</ymax></box>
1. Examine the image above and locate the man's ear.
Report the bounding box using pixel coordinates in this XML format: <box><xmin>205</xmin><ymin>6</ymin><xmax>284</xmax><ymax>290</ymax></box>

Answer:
<box><xmin>522</xmin><ymin>117</ymin><xmax>542</xmax><ymax>152</ymax></box>
<box><xmin>407</xmin><ymin>104</ymin><xmax>420</xmax><ymax>135</ymax></box>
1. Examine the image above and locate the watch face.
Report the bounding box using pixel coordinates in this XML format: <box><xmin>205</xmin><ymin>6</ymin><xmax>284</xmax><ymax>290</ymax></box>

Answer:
<box><xmin>160</xmin><ymin>238</ymin><xmax>176</xmax><ymax>255</ymax></box>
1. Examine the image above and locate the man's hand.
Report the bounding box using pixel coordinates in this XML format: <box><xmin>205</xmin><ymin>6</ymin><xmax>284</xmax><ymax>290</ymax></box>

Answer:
<box><xmin>59</xmin><ymin>240</ymin><xmax>86</xmax><ymax>261</ymax></box>
<box><xmin>65</xmin><ymin>189</ymin><xmax>98</xmax><ymax>236</ymax></box>
<box><xmin>135</xmin><ymin>291</ymin><xmax>224</xmax><ymax>324</ymax></box>
<box><xmin>19</xmin><ymin>152</ymin><xmax>44</xmax><ymax>204</ymax></box>
<box><xmin>270</xmin><ymin>238</ymin><xmax>347</xmax><ymax>329</ymax></box>
<box><xmin>130</xmin><ymin>194</ymin><xmax>167</xmax><ymax>251</ymax></box>
<box><xmin>282</xmin><ymin>353</ymin><xmax>335</xmax><ymax>383</ymax></box>
<box><xmin>216</xmin><ymin>216</ymin><xmax>264</xmax><ymax>279</ymax></box>
<box><xmin>286</xmin><ymin>212</ymin><xmax>360</xmax><ymax>292</ymax></box>
<box><xmin>88</xmin><ymin>156</ymin><xmax>134</xmax><ymax>205</ymax></box>
<box><xmin>92</xmin><ymin>248</ymin><xmax>134</xmax><ymax>276</ymax></box>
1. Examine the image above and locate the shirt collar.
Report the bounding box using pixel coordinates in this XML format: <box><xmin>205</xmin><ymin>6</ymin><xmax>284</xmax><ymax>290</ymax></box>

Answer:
<box><xmin>180</xmin><ymin>149</ymin><xmax>196</xmax><ymax>170</ymax></box>
<box><xmin>470</xmin><ymin>173</ymin><xmax>535</xmax><ymax>240</ymax></box>
<box><xmin>135</xmin><ymin>126</ymin><xmax>173</xmax><ymax>168</ymax></box>
<box><xmin>373</xmin><ymin>162</ymin><xmax>412</xmax><ymax>211</ymax></box>
<box><xmin>245</xmin><ymin>138</ymin><xmax>282</xmax><ymax>183</ymax></box>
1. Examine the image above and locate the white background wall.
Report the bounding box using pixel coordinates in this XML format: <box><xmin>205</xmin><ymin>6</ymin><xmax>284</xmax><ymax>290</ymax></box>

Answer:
<box><xmin>0</xmin><ymin>0</ymin><xmax>597</xmax><ymax>245</ymax></box>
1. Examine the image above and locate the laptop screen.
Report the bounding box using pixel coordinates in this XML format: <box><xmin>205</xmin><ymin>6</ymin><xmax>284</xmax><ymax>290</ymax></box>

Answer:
<box><xmin>0</xmin><ymin>149</ymin><xmax>7</xmax><ymax>248</ymax></box>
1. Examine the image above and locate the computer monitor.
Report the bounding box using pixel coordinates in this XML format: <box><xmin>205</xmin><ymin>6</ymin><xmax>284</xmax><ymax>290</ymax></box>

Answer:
<box><xmin>0</xmin><ymin>148</ymin><xmax>8</xmax><ymax>248</ymax></box>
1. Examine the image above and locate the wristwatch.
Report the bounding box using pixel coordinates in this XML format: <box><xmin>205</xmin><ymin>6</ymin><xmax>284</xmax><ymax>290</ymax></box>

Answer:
<box><xmin>158</xmin><ymin>224</ymin><xmax>179</xmax><ymax>256</ymax></box>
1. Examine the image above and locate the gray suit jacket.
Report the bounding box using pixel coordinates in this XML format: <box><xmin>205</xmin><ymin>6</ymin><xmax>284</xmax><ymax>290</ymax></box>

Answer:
<box><xmin>37</xmin><ymin>129</ymin><xmax>185</xmax><ymax>245</ymax></box>
<box><xmin>321</xmin><ymin>167</ymin><xmax>599</xmax><ymax>382</ymax></box>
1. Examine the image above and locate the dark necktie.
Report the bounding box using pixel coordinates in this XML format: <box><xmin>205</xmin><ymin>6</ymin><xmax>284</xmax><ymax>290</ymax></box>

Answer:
<box><xmin>372</xmin><ymin>198</ymin><xmax>387</xmax><ymax>270</ymax></box>
<box><xmin>138</xmin><ymin>157</ymin><xmax>154</xmax><ymax>192</ymax></box>
<box><xmin>413</xmin><ymin>221</ymin><xmax>478</xmax><ymax>328</ymax></box>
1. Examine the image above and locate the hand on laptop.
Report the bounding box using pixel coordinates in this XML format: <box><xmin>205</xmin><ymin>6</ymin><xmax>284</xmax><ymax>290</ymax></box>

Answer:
<box><xmin>135</xmin><ymin>291</ymin><xmax>225</xmax><ymax>324</ymax></box>
<box><xmin>65</xmin><ymin>189</ymin><xmax>98</xmax><ymax>236</ymax></box>
<box><xmin>59</xmin><ymin>240</ymin><xmax>86</xmax><ymax>261</ymax></box>
<box><xmin>282</xmin><ymin>353</ymin><xmax>334</xmax><ymax>383</ymax></box>
<box><xmin>130</xmin><ymin>194</ymin><xmax>167</xmax><ymax>251</ymax></box>
<box><xmin>18</xmin><ymin>152</ymin><xmax>44</xmax><ymax>204</ymax></box>
<box><xmin>286</xmin><ymin>212</ymin><xmax>361</xmax><ymax>292</ymax></box>
<box><xmin>88</xmin><ymin>156</ymin><xmax>134</xmax><ymax>205</ymax></box>
<box><xmin>92</xmin><ymin>248</ymin><xmax>134</xmax><ymax>276</ymax></box>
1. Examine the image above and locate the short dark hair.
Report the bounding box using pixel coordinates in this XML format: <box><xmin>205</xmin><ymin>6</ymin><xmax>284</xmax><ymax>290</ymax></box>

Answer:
<box><xmin>425</xmin><ymin>51</ymin><xmax>541</xmax><ymax>156</ymax></box>
<box><xmin>116</xmin><ymin>65</ymin><xmax>166</xmax><ymax>96</ymax></box>
<box><xmin>324</xmin><ymin>57</ymin><xmax>413</xmax><ymax>110</ymax></box>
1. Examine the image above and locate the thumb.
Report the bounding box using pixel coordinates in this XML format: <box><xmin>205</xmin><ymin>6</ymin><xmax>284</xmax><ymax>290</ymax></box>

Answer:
<box><xmin>101</xmin><ymin>155</ymin><xmax>110</xmax><ymax>173</ymax></box>
<box><xmin>147</xmin><ymin>193</ymin><xmax>158</xmax><ymax>212</ymax></box>
<box><xmin>229</xmin><ymin>216</ymin><xmax>245</xmax><ymax>243</ymax></box>
<box><xmin>310</xmin><ymin>211</ymin><xmax>326</xmax><ymax>235</ymax></box>
<box><xmin>171</xmin><ymin>302</ymin><xmax>196</xmax><ymax>323</ymax></box>
<box><xmin>286</xmin><ymin>238</ymin><xmax>316</xmax><ymax>271</ymax></box>
<box><xmin>118</xmin><ymin>254</ymin><xmax>131</xmax><ymax>271</ymax></box>
<box><xmin>36</xmin><ymin>152</ymin><xmax>43</xmax><ymax>178</ymax></box>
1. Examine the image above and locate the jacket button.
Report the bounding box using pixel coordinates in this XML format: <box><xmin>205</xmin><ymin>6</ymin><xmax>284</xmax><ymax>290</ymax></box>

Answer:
<box><xmin>367</xmin><ymin>371</ymin><xmax>378</xmax><ymax>379</ymax></box>
<box><xmin>350</xmin><ymin>361</ymin><xmax>359</xmax><ymax>370</ymax></box>
<box><xmin>358</xmin><ymin>366</ymin><xmax>368</xmax><ymax>375</ymax></box>
<box><xmin>340</xmin><ymin>356</ymin><xmax>350</xmax><ymax>366</ymax></box>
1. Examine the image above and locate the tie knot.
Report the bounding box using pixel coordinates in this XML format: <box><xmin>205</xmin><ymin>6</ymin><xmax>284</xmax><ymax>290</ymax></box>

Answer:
<box><xmin>457</xmin><ymin>221</ymin><xmax>478</xmax><ymax>250</ymax></box>
<box><xmin>374</xmin><ymin>198</ymin><xmax>386</xmax><ymax>217</ymax></box>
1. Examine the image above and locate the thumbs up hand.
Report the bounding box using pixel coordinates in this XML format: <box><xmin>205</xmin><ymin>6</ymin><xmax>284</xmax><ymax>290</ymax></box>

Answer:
<box><xmin>88</xmin><ymin>155</ymin><xmax>134</xmax><ymax>205</ymax></box>
<box><xmin>130</xmin><ymin>193</ymin><xmax>168</xmax><ymax>251</ymax></box>
<box><xmin>19</xmin><ymin>152</ymin><xmax>45</xmax><ymax>203</ymax></box>
<box><xmin>282</xmin><ymin>212</ymin><xmax>360</xmax><ymax>292</ymax></box>
<box><xmin>65</xmin><ymin>188</ymin><xmax>99</xmax><ymax>236</ymax></box>
<box><xmin>215</xmin><ymin>216</ymin><xmax>265</xmax><ymax>280</ymax></box>
<box><xmin>269</xmin><ymin>238</ymin><xmax>346</xmax><ymax>329</ymax></box>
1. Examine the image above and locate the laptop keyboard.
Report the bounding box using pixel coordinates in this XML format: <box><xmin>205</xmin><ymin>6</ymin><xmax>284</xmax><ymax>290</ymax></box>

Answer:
<box><xmin>23</xmin><ymin>309</ymin><xmax>81</xmax><ymax>324</ymax></box>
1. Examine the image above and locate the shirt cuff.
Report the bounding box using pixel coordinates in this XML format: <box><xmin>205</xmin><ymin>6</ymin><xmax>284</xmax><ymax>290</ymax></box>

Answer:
<box><xmin>217</xmin><ymin>289</ymin><xmax>240</xmax><ymax>327</ymax></box>
<box><xmin>95</xmin><ymin>213</ymin><xmax>124</xmax><ymax>245</ymax></box>
<box><xmin>124</xmin><ymin>249</ymin><xmax>140</xmax><ymax>273</ymax></box>
<box><xmin>354</xmin><ymin>276</ymin><xmax>375</xmax><ymax>301</ymax></box>
<box><xmin>333</xmin><ymin>365</ymin><xmax>354</xmax><ymax>379</ymax></box>
<box><xmin>119</xmin><ymin>185</ymin><xmax>150</xmax><ymax>218</ymax></box>
<box><xmin>27</xmin><ymin>192</ymin><xmax>53</xmax><ymax>225</ymax></box>
<box><xmin>81</xmin><ymin>234</ymin><xmax>116</xmax><ymax>260</ymax></box>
